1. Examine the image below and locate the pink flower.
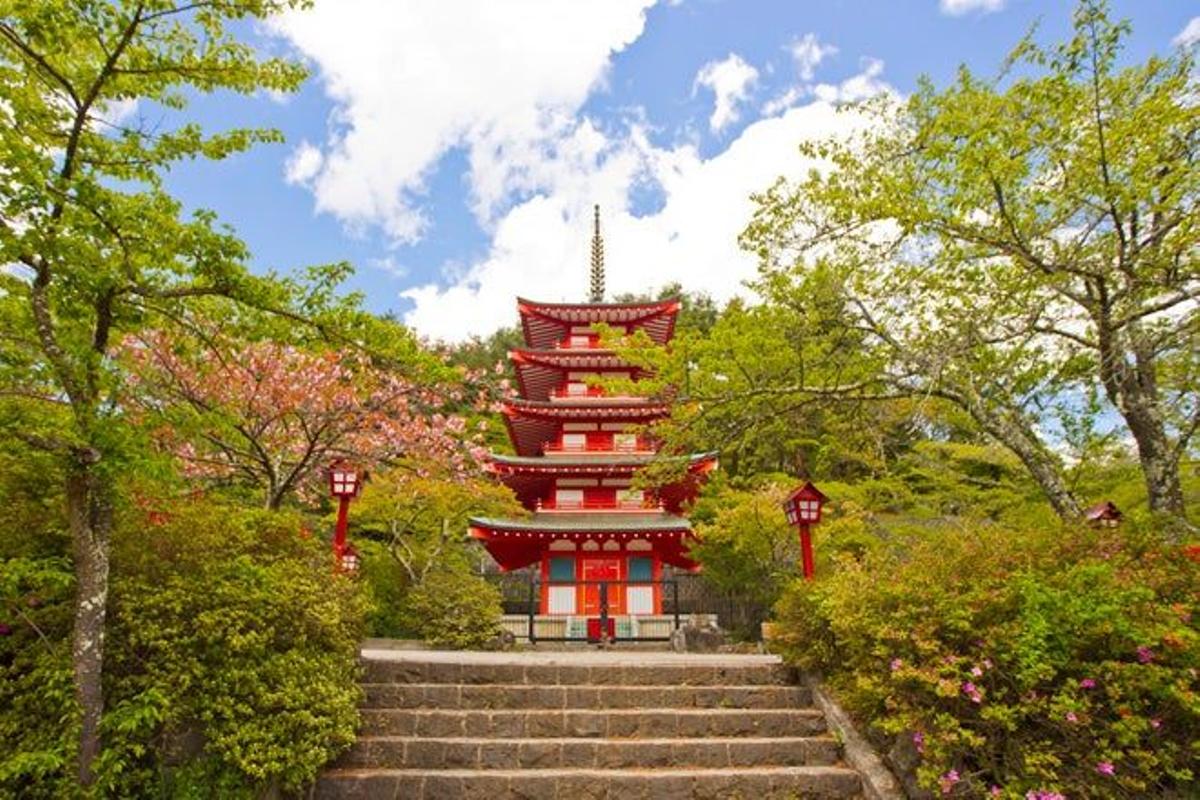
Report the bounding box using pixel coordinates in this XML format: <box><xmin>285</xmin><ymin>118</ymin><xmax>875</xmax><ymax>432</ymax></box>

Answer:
<box><xmin>1065</xmin><ymin>711</ymin><xmax>1078</xmax><ymax>723</ymax></box>
<box><xmin>1137</xmin><ymin>646</ymin><xmax>1155</xmax><ymax>664</ymax></box>
<box><xmin>962</xmin><ymin>681</ymin><xmax>982</xmax><ymax>703</ymax></box>
<box><xmin>971</xmin><ymin>665</ymin><xmax>984</xmax><ymax>677</ymax></box>
<box><xmin>989</xmin><ymin>787</ymin><xmax>1001</xmax><ymax>797</ymax></box>
<box><xmin>1025</xmin><ymin>792</ymin><xmax>1066</xmax><ymax>800</ymax></box>
<box><xmin>1079</xmin><ymin>678</ymin><xmax>1096</xmax><ymax>689</ymax></box>
<box><xmin>1150</xmin><ymin>718</ymin><xmax>1162</xmax><ymax>729</ymax></box>
<box><xmin>1096</xmin><ymin>761</ymin><xmax>1116</xmax><ymax>776</ymax></box>
<box><xmin>982</xmin><ymin>658</ymin><xmax>994</xmax><ymax>669</ymax></box>
<box><xmin>939</xmin><ymin>769</ymin><xmax>960</xmax><ymax>794</ymax></box>
<box><xmin>890</xmin><ymin>658</ymin><xmax>903</xmax><ymax>672</ymax></box>
<box><xmin>912</xmin><ymin>731</ymin><xmax>925</xmax><ymax>754</ymax></box>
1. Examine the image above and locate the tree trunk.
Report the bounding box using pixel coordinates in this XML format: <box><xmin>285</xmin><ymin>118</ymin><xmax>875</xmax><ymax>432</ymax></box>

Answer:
<box><xmin>959</xmin><ymin>394</ymin><xmax>1083</xmax><ymax>519</ymax></box>
<box><xmin>1122</xmin><ymin>395</ymin><xmax>1187</xmax><ymax>519</ymax></box>
<box><xmin>1095</xmin><ymin>320</ymin><xmax>1189</xmax><ymax>525</ymax></box>
<box><xmin>66</xmin><ymin>455</ymin><xmax>113</xmax><ymax>788</ymax></box>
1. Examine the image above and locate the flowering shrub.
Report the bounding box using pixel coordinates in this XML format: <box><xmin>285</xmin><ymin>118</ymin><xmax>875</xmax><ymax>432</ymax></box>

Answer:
<box><xmin>772</xmin><ymin>522</ymin><xmax>1199</xmax><ymax>798</ymax></box>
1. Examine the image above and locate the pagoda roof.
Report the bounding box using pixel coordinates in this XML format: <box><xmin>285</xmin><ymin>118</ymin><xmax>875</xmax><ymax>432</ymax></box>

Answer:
<box><xmin>471</xmin><ymin>511</ymin><xmax>692</xmax><ymax>533</ymax></box>
<box><xmin>486</xmin><ymin>452</ymin><xmax>718</xmax><ymax>513</ymax></box>
<box><xmin>517</xmin><ymin>297</ymin><xmax>679</xmax><ymax>350</ymax></box>
<box><xmin>505</xmin><ymin>398</ymin><xmax>671</xmax><ymax>418</ymax></box>
<box><xmin>469</xmin><ymin>512</ymin><xmax>698</xmax><ymax>571</ymax></box>
<box><xmin>488</xmin><ymin>451</ymin><xmax>716</xmax><ymax>472</ymax></box>
<box><xmin>510</xmin><ymin>349</ymin><xmax>648</xmax><ymax>402</ymax></box>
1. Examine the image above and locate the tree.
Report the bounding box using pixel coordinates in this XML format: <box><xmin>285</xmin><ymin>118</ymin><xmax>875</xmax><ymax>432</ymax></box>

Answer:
<box><xmin>122</xmin><ymin>329</ymin><xmax>483</xmax><ymax>509</ymax></box>
<box><xmin>0</xmin><ymin>0</ymin><xmax>329</xmax><ymax>784</ymax></box>
<box><xmin>741</xmin><ymin>1</ymin><xmax>1198</xmax><ymax>525</ymax></box>
<box><xmin>352</xmin><ymin>465</ymin><xmax>524</xmax><ymax>584</ymax></box>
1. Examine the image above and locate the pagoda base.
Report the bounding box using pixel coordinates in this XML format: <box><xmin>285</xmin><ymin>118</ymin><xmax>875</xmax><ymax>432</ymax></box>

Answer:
<box><xmin>500</xmin><ymin>613</ymin><xmax>719</xmax><ymax>643</ymax></box>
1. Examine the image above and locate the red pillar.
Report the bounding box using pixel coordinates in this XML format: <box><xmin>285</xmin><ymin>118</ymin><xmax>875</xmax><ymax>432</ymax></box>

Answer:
<box><xmin>799</xmin><ymin>523</ymin><xmax>815</xmax><ymax>581</ymax></box>
<box><xmin>333</xmin><ymin>495</ymin><xmax>351</xmax><ymax>564</ymax></box>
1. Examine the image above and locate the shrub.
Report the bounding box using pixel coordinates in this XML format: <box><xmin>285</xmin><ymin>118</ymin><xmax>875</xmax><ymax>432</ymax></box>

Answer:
<box><xmin>397</xmin><ymin>568</ymin><xmax>503</xmax><ymax>649</ymax></box>
<box><xmin>773</xmin><ymin>522</ymin><xmax>1199</xmax><ymax>798</ymax></box>
<box><xmin>0</xmin><ymin>496</ymin><xmax>368</xmax><ymax>798</ymax></box>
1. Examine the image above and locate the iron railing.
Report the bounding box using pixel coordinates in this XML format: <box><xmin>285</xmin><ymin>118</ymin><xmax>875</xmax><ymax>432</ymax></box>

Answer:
<box><xmin>521</xmin><ymin>579</ymin><xmax>681</xmax><ymax>643</ymax></box>
<box><xmin>486</xmin><ymin>569</ymin><xmax>772</xmax><ymax>643</ymax></box>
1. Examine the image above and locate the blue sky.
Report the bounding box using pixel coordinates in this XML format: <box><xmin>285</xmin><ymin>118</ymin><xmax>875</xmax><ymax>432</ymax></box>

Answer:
<box><xmin>159</xmin><ymin>1</ymin><xmax>1199</xmax><ymax>340</ymax></box>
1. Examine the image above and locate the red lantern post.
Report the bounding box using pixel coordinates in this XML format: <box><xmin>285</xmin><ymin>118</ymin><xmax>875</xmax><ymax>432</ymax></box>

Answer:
<box><xmin>327</xmin><ymin>460</ymin><xmax>363</xmax><ymax>573</ymax></box>
<box><xmin>782</xmin><ymin>481</ymin><xmax>827</xmax><ymax>580</ymax></box>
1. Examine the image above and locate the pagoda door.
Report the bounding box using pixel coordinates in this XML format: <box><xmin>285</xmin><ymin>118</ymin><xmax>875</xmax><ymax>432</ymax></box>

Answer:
<box><xmin>580</xmin><ymin>558</ymin><xmax>624</xmax><ymax>615</ymax></box>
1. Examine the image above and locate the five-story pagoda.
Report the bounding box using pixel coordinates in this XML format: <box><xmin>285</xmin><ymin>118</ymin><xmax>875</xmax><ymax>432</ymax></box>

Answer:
<box><xmin>469</xmin><ymin>208</ymin><xmax>716</xmax><ymax>633</ymax></box>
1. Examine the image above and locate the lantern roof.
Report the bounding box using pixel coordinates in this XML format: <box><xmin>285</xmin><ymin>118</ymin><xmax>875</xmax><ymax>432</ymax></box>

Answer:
<box><xmin>517</xmin><ymin>297</ymin><xmax>680</xmax><ymax>350</ymax></box>
<box><xmin>785</xmin><ymin>481</ymin><xmax>828</xmax><ymax>504</ymax></box>
<box><xmin>1083</xmin><ymin>500</ymin><xmax>1122</xmax><ymax>522</ymax></box>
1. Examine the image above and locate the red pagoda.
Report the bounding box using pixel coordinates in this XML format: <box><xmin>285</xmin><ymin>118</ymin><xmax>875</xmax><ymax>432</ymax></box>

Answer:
<box><xmin>469</xmin><ymin>208</ymin><xmax>717</xmax><ymax>628</ymax></box>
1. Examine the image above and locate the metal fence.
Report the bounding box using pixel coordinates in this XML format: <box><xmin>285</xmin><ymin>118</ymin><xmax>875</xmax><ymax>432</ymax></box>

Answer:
<box><xmin>485</xmin><ymin>569</ymin><xmax>771</xmax><ymax>643</ymax></box>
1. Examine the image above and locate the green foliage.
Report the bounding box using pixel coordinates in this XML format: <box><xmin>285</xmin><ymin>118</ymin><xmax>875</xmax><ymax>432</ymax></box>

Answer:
<box><xmin>352</xmin><ymin>467</ymin><xmax>521</xmax><ymax>644</ymax></box>
<box><xmin>396</xmin><ymin>570</ymin><xmax>504</xmax><ymax>650</ymax></box>
<box><xmin>0</xmin><ymin>495</ymin><xmax>368</xmax><ymax>798</ymax></box>
<box><xmin>689</xmin><ymin>479</ymin><xmax>800</xmax><ymax>615</ymax></box>
<box><xmin>733</xmin><ymin>1</ymin><xmax>1200</xmax><ymax>520</ymax></box>
<box><xmin>773</xmin><ymin>522</ymin><xmax>1200</xmax><ymax>797</ymax></box>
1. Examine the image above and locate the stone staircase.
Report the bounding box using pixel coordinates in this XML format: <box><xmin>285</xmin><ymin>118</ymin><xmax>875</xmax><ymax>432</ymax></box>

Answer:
<box><xmin>311</xmin><ymin>650</ymin><xmax>864</xmax><ymax>799</ymax></box>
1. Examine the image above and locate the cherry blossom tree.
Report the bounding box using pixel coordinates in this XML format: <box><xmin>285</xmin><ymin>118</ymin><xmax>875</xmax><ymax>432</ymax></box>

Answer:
<box><xmin>123</xmin><ymin>330</ymin><xmax>485</xmax><ymax>509</ymax></box>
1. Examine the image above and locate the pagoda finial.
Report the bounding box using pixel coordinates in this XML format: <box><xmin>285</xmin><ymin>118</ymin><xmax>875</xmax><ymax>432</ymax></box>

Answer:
<box><xmin>589</xmin><ymin>204</ymin><xmax>605</xmax><ymax>303</ymax></box>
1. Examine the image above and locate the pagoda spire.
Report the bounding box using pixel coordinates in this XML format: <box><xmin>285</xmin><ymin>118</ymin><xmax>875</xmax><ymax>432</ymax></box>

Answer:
<box><xmin>589</xmin><ymin>204</ymin><xmax>605</xmax><ymax>303</ymax></box>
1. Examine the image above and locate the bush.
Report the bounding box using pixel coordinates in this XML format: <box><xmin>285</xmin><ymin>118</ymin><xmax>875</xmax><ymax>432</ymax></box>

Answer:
<box><xmin>773</xmin><ymin>522</ymin><xmax>1199</xmax><ymax>798</ymax></box>
<box><xmin>397</xmin><ymin>569</ymin><xmax>503</xmax><ymax>649</ymax></box>
<box><xmin>0</xmin><ymin>496</ymin><xmax>368</xmax><ymax>798</ymax></box>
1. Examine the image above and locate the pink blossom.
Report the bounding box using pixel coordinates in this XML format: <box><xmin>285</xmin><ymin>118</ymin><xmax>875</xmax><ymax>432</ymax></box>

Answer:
<box><xmin>989</xmin><ymin>787</ymin><xmax>1001</xmax><ymax>797</ymax></box>
<box><xmin>1150</xmin><ymin>718</ymin><xmax>1162</xmax><ymax>729</ymax></box>
<box><xmin>1065</xmin><ymin>711</ymin><xmax>1078</xmax><ymax>723</ymax></box>
<box><xmin>982</xmin><ymin>658</ymin><xmax>994</xmax><ymax>669</ymax></box>
<box><xmin>962</xmin><ymin>681</ymin><xmax>982</xmax><ymax>703</ymax></box>
<box><xmin>912</xmin><ymin>731</ymin><xmax>925</xmax><ymax>754</ymax></box>
<box><xmin>1025</xmin><ymin>792</ymin><xmax>1066</xmax><ymax>800</ymax></box>
<box><xmin>1079</xmin><ymin>678</ymin><xmax>1096</xmax><ymax>689</ymax></box>
<box><xmin>939</xmin><ymin>769</ymin><xmax>960</xmax><ymax>795</ymax></box>
<box><xmin>890</xmin><ymin>658</ymin><xmax>903</xmax><ymax>672</ymax></box>
<box><xmin>1137</xmin><ymin>646</ymin><xmax>1155</xmax><ymax>664</ymax></box>
<box><xmin>971</xmin><ymin>665</ymin><xmax>984</xmax><ymax>677</ymax></box>
<box><xmin>1096</xmin><ymin>761</ymin><xmax>1116</xmax><ymax>776</ymax></box>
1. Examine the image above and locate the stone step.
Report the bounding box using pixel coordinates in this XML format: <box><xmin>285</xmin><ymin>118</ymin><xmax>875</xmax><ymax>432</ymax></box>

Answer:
<box><xmin>338</xmin><ymin>736</ymin><xmax>841</xmax><ymax>770</ymax></box>
<box><xmin>361</xmin><ymin>683</ymin><xmax>813</xmax><ymax>711</ymax></box>
<box><xmin>360</xmin><ymin>707</ymin><xmax>830</xmax><ymax>738</ymax></box>
<box><xmin>313</xmin><ymin>766</ymin><xmax>863</xmax><ymax>799</ymax></box>
<box><xmin>362</xmin><ymin>659</ymin><xmax>796</xmax><ymax>687</ymax></box>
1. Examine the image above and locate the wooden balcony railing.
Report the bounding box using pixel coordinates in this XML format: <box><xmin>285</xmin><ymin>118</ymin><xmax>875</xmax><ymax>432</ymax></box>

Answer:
<box><xmin>537</xmin><ymin>497</ymin><xmax>661</xmax><ymax>512</ymax></box>
<box><xmin>551</xmin><ymin>385</ymin><xmax>607</xmax><ymax>399</ymax></box>
<box><xmin>543</xmin><ymin>439</ymin><xmax>651</xmax><ymax>455</ymax></box>
<box><xmin>555</xmin><ymin>337</ymin><xmax>601</xmax><ymax>350</ymax></box>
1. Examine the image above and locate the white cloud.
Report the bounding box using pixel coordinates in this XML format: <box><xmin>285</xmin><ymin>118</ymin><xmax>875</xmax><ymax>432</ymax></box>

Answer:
<box><xmin>272</xmin><ymin>2</ymin><xmax>893</xmax><ymax>342</ymax></box>
<box><xmin>812</xmin><ymin>57</ymin><xmax>888</xmax><ymax>103</ymax></box>
<box><xmin>1174</xmin><ymin>17</ymin><xmax>1200</xmax><ymax>47</ymax></box>
<box><xmin>788</xmin><ymin>33</ymin><xmax>837</xmax><ymax>81</ymax></box>
<box><xmin>402</xmin><ymin>64</ymin><xmax>890</xmax><ymax>342</ymax></box>
<box><xmin>270</xmin><ymin>0</ymin><xmax>656</xmax><ymax>242</ymax></box>
<box><xmin>763</xmin><ymin>33</ymin><xmax>838</xmax><ymax>116</ymax></box>
<box><xmin>693</xmin><ymin>53</ymin><xmax>759</xmax><ymax>133</ymax></box>
<box><xmin>284</xmin><ymin>140</ymin><xmax>323</xmax><ymax>185</ymax></box>
<box><xmin>939</xmin><ymin>0</ymin><xmax>1005</xmax><ymax>16</ymax></box>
